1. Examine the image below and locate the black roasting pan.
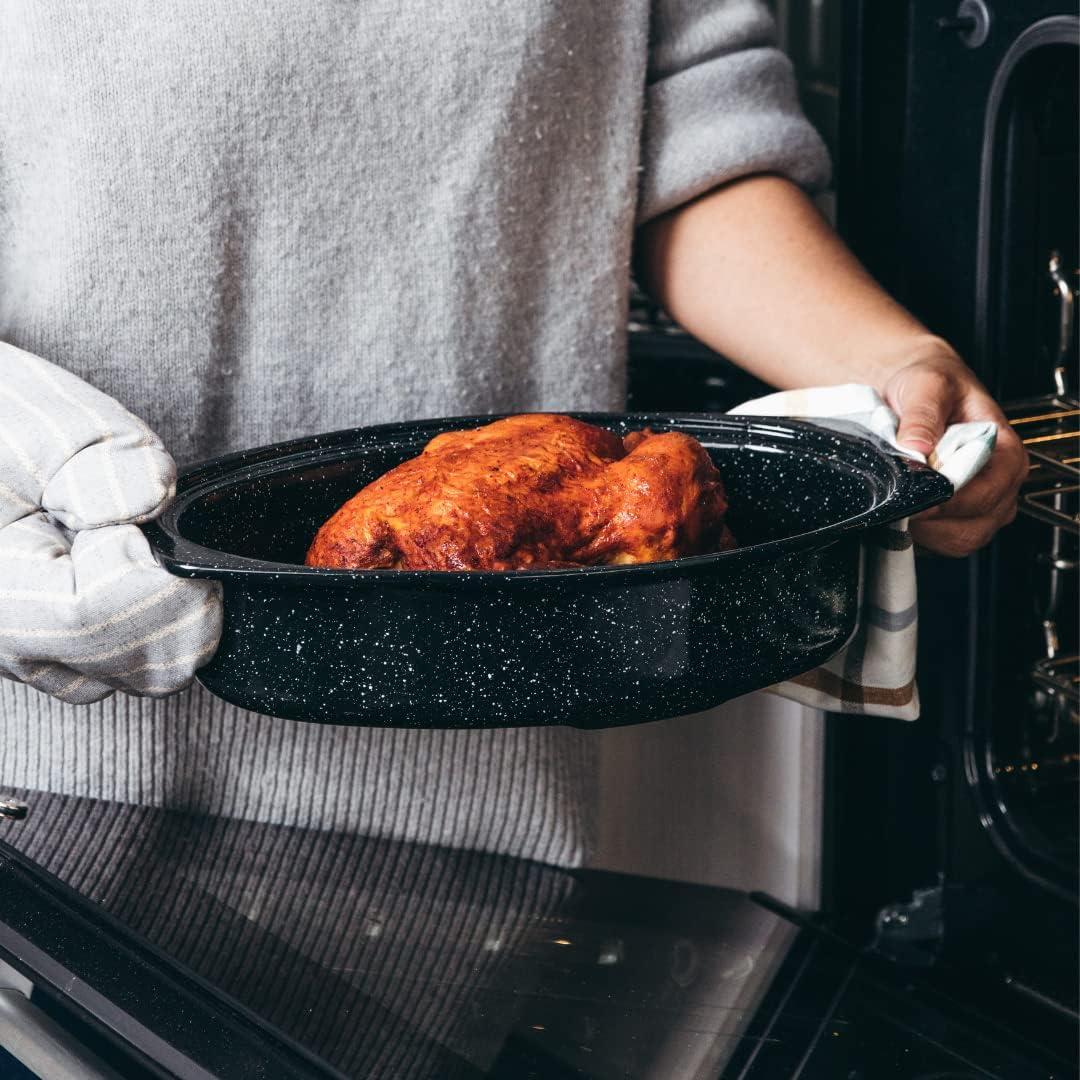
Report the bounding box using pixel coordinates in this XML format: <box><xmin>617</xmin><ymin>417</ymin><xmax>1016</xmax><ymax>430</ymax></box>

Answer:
<box><xmin>143</xmin><ymin>413</ymin><xmax>953</xmax><ymax>729</ymax></box>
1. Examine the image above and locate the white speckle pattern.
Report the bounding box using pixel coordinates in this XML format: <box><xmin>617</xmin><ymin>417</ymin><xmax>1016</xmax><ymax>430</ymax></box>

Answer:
<box><xmin>144</xmin><ymin>413</ymin><xmax>948</xmax><ymax>729</ymax></box>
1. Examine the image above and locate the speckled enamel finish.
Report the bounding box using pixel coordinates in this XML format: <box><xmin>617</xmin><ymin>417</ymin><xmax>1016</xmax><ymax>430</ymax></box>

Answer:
<box><xmin>144</xmin><ymin>414</ymin><xmax>952</xmax><ymax>729</ymax></box>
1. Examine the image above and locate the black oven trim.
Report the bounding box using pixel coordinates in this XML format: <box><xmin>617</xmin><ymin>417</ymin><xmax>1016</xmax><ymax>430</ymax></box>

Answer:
<box><xmin>0</xmin><ymin>842</ymin><xmax>340</xmax><ymax>1080</ymax></box>
<box><xmin>969</xmin><ymin>13</ymin><xmax>1080</xmax><ymax>905</ymax></box>
<box><xmin>974</xmin><ymin>14</ymin><xmax>1080</xmax><ymax>376</ymax></box>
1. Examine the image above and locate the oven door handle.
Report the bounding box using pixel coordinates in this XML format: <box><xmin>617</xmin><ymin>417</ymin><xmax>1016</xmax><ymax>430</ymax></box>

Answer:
<box><xmin>0</xmin><ymin>987</ymin><xmax>123</xmax><ymax>1080</ymax></box>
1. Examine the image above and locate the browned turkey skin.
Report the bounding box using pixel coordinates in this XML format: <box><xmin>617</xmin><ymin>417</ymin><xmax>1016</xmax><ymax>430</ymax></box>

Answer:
<box><xmin>305</xmin><ymin>414</ymin><xmax>735</xmax><ymax>571</ymax></box>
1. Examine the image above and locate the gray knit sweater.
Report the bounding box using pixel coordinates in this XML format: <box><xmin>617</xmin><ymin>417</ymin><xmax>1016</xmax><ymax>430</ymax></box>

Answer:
<box><xmin>0</xmin><ymin>1</ymin><xmax>828</xmax><ymax>866</ymax></box>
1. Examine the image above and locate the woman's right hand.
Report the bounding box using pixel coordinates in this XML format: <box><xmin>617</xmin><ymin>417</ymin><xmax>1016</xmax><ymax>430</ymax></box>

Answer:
<box><xmin>0</xmin><ymin>342</ymin><xmax>222</xmax><ymax>704</ymax></box>
<box><xmin>880</xmin><ymin>346</ymin><xmax>1027</xmax><ymax>557</ymax></box>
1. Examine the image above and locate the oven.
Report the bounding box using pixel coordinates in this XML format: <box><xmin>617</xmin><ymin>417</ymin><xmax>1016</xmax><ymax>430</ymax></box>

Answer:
<box><xmin>828</xmin><ymin>0</ymin><xmax>1079</xmax><ymax>1056</ymax></box>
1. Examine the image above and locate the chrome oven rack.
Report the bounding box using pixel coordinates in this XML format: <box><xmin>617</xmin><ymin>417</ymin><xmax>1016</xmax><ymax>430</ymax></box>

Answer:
<box><xmin>1007</xmin><ymin>394</ymin><xmax>1080</xmax><ymax>533</ymax></box>
<box><xmin>1031</xmin><ymin>654</ymin><xmax>1080</xmax><ymax>706</ymax></box>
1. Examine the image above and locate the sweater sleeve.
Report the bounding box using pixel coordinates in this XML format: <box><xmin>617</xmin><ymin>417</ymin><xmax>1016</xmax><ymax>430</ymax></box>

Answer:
<box><xmin>636</xmin><ymin>0</ymin><xmax>831</xmax><ymax>224</ymax></box>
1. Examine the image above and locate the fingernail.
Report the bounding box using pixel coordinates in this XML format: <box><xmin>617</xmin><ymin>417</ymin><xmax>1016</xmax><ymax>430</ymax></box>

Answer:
<box><xmin>897</xmin><ymin>442</ymin><xmax>932</xmax><ymax>461</ymax></box>
<box><xmin>898</xmin><ymin>438</ymin><xmax>934</xmax><ymax>455</ymax></box>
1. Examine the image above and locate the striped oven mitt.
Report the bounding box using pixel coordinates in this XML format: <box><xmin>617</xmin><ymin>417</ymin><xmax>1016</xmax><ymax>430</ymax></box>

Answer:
<box><xmin>0</xmin><ymin>342</ymin><xmax>222</xmax><ymax>704</ymax></box>
<box><xmin>731</xmin><ymin>384</ymin><xmax>997</xmax><ymax>720</ymax></box>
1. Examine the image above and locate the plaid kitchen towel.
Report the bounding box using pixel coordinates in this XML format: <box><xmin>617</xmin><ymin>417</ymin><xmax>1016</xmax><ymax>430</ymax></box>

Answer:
<box><xmin>730</xmin><ymin>384</ymin><xmax>997</xmax><ymax>720</ymax></box>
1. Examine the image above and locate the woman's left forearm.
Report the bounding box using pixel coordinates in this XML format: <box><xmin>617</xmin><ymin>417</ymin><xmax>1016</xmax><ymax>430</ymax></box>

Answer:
<box><xmin>635</xmin><ymin>173</ymin><xmax>1027</xmax><ymax>557</ymax></box>
<box><xmin>636</xmin><ymin>173</ymin><xmax>948</xmax><ymax>391</ymax></box>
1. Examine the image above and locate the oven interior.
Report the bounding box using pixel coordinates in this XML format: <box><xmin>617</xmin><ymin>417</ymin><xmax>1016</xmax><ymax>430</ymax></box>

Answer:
<box><xmin>974</xmin><ymin>35</ymin><xmax>1078</xmax><ymax>907</ymax></box>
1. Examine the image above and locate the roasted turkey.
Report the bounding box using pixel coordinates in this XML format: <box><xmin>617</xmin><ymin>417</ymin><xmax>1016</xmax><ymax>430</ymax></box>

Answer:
<box><xmin>305</xmin><ymin>414</ymin><xmax>735</xmax><ymax>571</ymax></box>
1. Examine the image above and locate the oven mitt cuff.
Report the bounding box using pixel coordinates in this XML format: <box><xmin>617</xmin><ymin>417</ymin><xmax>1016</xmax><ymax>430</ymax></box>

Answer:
<box><xmin>730</xmin><ymin>383</ymin><xmax>996</xmax><ymax>720</ymax></box>
<box><xmin>0</xmin><ymin>342</ymin><xmax>222</xmax><ymax>703</ymax></box>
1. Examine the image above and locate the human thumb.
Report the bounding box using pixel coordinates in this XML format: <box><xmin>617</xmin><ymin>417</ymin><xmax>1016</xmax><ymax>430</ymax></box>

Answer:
<box><xmin>887</xmin><ymin>365</ymin><xmax>954</xmax><ymax>458</ymax></box>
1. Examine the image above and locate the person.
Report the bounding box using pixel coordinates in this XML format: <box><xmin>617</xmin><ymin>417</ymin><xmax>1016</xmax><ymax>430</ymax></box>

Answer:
<box><xmin>1</xmin><ymin>3</ymin><xmax>1024</xmax><ymax>884</ymax></box>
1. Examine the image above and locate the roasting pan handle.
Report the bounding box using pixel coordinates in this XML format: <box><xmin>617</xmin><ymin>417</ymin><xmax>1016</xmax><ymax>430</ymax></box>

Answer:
<box><xmin>792</xmin><ymin>416</ymin><xmax>956</xmax><ymax>530</ymax></box>
<box><xmin>860</xmin><ymin>450</ymin><xmax>955</xmax><ymax>529</ymax></box>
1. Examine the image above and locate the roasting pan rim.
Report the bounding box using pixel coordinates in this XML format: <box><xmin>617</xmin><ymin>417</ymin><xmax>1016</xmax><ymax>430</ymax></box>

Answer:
<box><xmin>144</xmin><ymin>411</ymin><xmax>952</xmax><ymax>585</ymax></box>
